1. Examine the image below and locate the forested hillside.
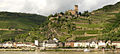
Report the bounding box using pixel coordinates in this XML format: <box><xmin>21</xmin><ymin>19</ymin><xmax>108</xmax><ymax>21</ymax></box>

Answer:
<box><xmin>0</xmin><ymin>12</ymin><xmax>47</xmax><ymax>42</ymax></box>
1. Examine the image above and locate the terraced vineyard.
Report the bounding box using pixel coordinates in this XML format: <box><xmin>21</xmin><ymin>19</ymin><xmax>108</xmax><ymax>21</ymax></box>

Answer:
<box><xmin>39</xmin><ymin>1</ymin><xmax>120</xmax><ymax>42</ymax></box>
<box><xmin>0</xmin><ymin>12</ymin><xmax>47</xmax><ymax>42</ymax></box>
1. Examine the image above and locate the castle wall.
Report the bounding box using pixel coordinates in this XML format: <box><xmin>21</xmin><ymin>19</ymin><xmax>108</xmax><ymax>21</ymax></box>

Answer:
<box><xmin>68</xmin><ymin>10</ymin><xmax>77</xmax><ymax>15</ymax></box>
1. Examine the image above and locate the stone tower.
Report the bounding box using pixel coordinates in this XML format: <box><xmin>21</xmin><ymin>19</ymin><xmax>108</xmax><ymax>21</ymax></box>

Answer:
<box><xmin>67</xmin><ymin>5</ymin><xmax>78</xmax><ymax>15</ymax></box>
<box><xmin>74</xmin><ymin>5</ymin><xmax>78</xmax><ymax>12</ymax></box>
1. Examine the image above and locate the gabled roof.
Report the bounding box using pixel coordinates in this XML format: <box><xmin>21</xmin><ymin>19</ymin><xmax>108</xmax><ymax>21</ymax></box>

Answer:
<box><xmin>24</xmin><ymin>42</ymin><xmax>33</xmax><ymax>45</ymax></box>
<box><xmin>46</xmin><ymin>40</ymin><xmax>56</xmax><ymax>44</ymax></box>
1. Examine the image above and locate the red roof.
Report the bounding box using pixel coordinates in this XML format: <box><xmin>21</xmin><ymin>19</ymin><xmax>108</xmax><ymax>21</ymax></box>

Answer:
<box><xmin>112</xmin><ymin>41</ymin><xmax>120</xmax><ymax>43</ymax></box>
<box><xmin>16</xmin><ymin>42</ymin><xmax>23</xmax><ymax>44</ymax></box>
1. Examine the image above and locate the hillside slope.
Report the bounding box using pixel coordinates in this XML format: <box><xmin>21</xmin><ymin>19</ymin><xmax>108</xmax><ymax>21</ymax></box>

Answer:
<box><xmin>2</xmin><ymin>1</ymin><xmax>120</xmax><ymax>42</ymax></box>
<box><xmin>0</xmin><ymin>12</ymin><xmax>47</xmax><ymax>42</ymax></box>
<box><xmin>0</xmin><ymin>12</ymin><xmax>47</xmax><ymax>29</ymax></box>
<box><xmin>34</xmin><ymin>1</ymin><xmax>120</xmax><ymax>42</ymax></box>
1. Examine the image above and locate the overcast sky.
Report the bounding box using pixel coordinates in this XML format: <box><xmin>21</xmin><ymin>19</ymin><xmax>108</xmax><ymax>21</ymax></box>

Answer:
<box><xmin>0</xmin><ymin>0</ymin><xmax>120</xmax><ymax>16</ymax></box>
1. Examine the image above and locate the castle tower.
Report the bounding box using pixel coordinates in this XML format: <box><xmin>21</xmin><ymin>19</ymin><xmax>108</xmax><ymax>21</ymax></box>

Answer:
<box><xmin>67</xmin><ymin>5</ymin><xmax>79</xmax><ymax>15</ymax></box>
<box><xmin>74</xmin><ymin>5</ymin><xmax>78</xmax><ymax>12</ymax></box>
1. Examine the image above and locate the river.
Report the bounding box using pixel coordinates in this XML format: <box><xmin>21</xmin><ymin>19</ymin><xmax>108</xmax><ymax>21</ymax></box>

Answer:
<box><xmin>0</xmin><ymin>51</ymin><xmax>119</xmax><ymax>54</ymax></box>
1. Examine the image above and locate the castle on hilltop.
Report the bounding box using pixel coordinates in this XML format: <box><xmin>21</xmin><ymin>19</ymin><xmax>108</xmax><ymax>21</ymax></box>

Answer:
<box><xmin>49</xmin><ymin>5</ymin><xmax>80</xmax><ymax>20</ymax></box>
<box><xmin>67</xmin><ymin>5</ymin><xmax>78</xmax><ymax>15</ymax></box>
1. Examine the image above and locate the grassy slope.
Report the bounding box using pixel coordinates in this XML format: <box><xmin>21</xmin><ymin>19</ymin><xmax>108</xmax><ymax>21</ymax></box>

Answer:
<box><xmin>0</xmin><ymin>12</ymin><xmax>47</xmax><ymax>42</ymax></box>
<box><xmin>0</xmin><ymin>12</ymin><xmax>47</xmax><ymax>29</ymax></box>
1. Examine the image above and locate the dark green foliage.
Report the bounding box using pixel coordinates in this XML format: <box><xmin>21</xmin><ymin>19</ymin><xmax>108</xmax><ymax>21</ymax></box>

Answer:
<box><xmin>75</xmin><ymin>36</ymin><xmax>96</xmax><ymax>41</ymax></box>
<box><xmin>0</xmin><ymin>12</ymin><xmax>47</xmax><ymax>30</ymax></box>
<box><xmin>100</xmin><ymin>5</ymin><xmax>114</xmax><ymax>12</ymax></box>
<box><xmin>48</xmin><ymin>14</ymin><xmax>53</xmax><ymax>18</ymax></box>
<box><xmin>15</xmin><ymin>31</ymin><xmax>46</xmax><ymax>42</ymax></box>
<box><xmin>0</xmin><ymin>30</ymin><xmax>25</xmax><ymax>42</ymax></box>
<box><xmin>0</xmin><ymin>12</ymin><xmax>47</xmax><ymax>42</ymax></box>
<box><xmin>97</xmin><ymin>2</ymin><xmax>120</xmax><ymax>12</ymax></box>
<box><xmin>99</xmin><ymin>13</ymin><xmax>120</xmax><ymax>41</ymax></box>
<box><xmin>81</xmin><ymin>11</ymin><xmax>89</xmax><ymax>17</ymax></box>
<box><xmin>65</xmin><ymin>11</ymin><xmax>69</xmax><ymax>15</ymax></box>
<box><xmin>54</xmin><ymin>13</ymin><xmax>58</xmax><ymax>17</ymax></box>
<box><xmin>60</xmin><ymin>12</ymin><xmax>64</xmax><ymax>15</ymax></box>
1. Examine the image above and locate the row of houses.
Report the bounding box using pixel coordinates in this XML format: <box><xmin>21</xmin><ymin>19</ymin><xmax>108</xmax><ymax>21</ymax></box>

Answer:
<box><xmin>64</xmin><ymin>41</ymin><xmax>120</xmax><ymax>49</ymax></box>
<box><xmin>1</xmin><ymin>39</ymin><xmax>120</xmax><ymax>49</ymax></box>
<box><xmin>0</xmin><ymin>42</ymin><xmax>35</xmax><ymax>48</ymax></box>
<box><xmin>41</xmin><ymin>39</ymin><xmax>120</xmax><ymax>49</ymax></box>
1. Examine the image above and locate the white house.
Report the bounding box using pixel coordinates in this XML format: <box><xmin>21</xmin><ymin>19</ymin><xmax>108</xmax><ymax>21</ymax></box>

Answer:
<box><xmin>90</xmin><ymin>41</ymin><xmax>98</xmax><ymax>49</ymax></box>
<box><xmin>45</xmin><ymin>44</ymin><xmax>57</xmax><ymax>48</ymax></box>
<box><xmin>0</xmin><ymin>43</ymin><xmax>2</xmax><ymax>47</ymax></box>
<box><xmin>53</xmin><ymin>38</ymin><xmax>59</xmax><ymax>43</ymax></box>
<box><xmin>43</xmin><ymin>40</ymin><xmax>57</xmax><ymax>48</ymax></box>
<box><xmin>112</xmin><ymin>41</ymin><xmax>120</xmax><ymax>48</ymax></box>
<box><xmin>35</xmin><ymin>40</ymin><xmax>39</xmax><ymax>46</ymax></box>
<box><xmin>98</xmin><ymin>41</ymin><xmax>106</xmax><ymax>47</ymax></box>
<box><xmin>15</xmin><ymin>42</ymin><xmax>25</xmax><ymax>47</ymax></box>
<box><xmin>74</xmin><ymin>42</ymin><xmax>90</xmax><ymax>47</ymax></box>
<box><xmin>3</xmin><ymin>42</ymin><xmax>13</xmax><ymax>47</ymax></box>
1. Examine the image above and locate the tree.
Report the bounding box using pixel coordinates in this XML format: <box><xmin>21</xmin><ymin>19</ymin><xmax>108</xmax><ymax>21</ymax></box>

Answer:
<box><xmin>79</xmin><ymin>12</ymin><xmax>81</xmax><ymax>15</ymax></box>
<box><xmin>65</xmin><ymin>11</ymin><xmax>69</xmax><ymax>15</ymax></box>
<box><xmin>81</xmin><ymin>11</ymin><xmax>89</xmax><ymax>17</ymax></box>
<box><xmin>84</xmin><ymin>11</ymin><xmax>89</xmax><ymax>14</ymax></box>
<box><xmin>54</xmin><ymin>13</ymin><xmax>58</xmax><ymax>17</ymax></box>
<box><xmin>48</xmin><ymin>14</ymin><xmax>53</xmax><ymax>18</ymax></box>
<box><xmin>60</xmin><ymin>12</ymin><xmax>64</xmax><ymax>15</ymax></box>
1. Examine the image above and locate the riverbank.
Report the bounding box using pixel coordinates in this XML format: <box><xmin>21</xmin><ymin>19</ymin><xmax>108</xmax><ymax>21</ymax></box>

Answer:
<box><xmin>40</xmin><ymin>48</ymin><xmax>120</xmax><ymax>52</ymax></box>
<box><xmin>0</xmin><ymin>49</ymin><xmax>35</xmax><ymax>51</ymax></box>
<box><xmin>0</xmin><ymin>51</ymin><xmax>119</xmax><ymax>54</ymax></box>
<box><xmin>0</xmin><ymin>48</ymin><xmax>119</xmax><ymax>52</ymax></box>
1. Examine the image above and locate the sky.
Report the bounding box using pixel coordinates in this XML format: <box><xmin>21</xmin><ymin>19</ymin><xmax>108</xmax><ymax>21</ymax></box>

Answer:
<box><xmin>0</xmin><ymin>0</ymin><xmax>120</xmax><ymax>16</ymax></box>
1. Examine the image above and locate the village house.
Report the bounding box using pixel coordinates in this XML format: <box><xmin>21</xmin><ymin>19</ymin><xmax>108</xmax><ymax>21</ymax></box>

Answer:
<box><xmin>53</xmin><ymin>38</ymin><xmax>59</xmax><ymax>43</ymax></box>
<box><xmin>65</xmin><ymin>42</ymin><xmax>74</xmax><ymax>47</ymax></box>
<box><xmin>58</xmin><ymin>42</ymin><xmax>64</xmax><ymax>47</ymax></box>
<box><xmin>24</xmin><ymin>42</ymin><xmax>35</xmax><ymax>47</ymax></box>
<box><xmin>2</xmin><ymin>41</ymin><xmax>13</xmax><ymax>47</ymax></box>
<box><xmin>90</xmin><ymin>41</ymin><xmax>98</xmax><ymax>49</ymax></box>
<box><xmin>0</xmin><ymin>43</ymin><xmax>2</xmax><ymax>47</ymax></box>
<box><xmin>34</xmin><ymin>40</ymin><xmax>39</xmax><ymax>46</ymax></box>
<box><xmin>14</xmin><ymin>42</ymin><xmax>25</xmax><ymax>47</ymax></box>
<box><xmin>112</xmin><ymin>41</ymin><xmax>120</xmax><ymax>49</ymax></box>
<box><xmin>98</xmin><ymin>41</ymin><xmax>106</xmax><ymax>47</ymax></box>
<box><xmin>42</xmin><ymin>40</ymin><xmax>57</xmax><ymax>48</ymax></box>
<box><xmin>74</xmin><ymin>41</ymin><xmax>90</xmax><ymax>47</ymax></box>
